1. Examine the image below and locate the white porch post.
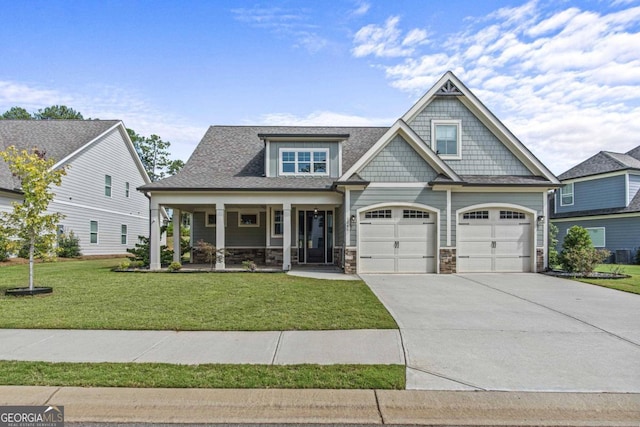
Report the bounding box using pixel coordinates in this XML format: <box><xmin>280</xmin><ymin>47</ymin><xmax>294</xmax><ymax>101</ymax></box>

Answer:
<box><xmin>149</xmin><ymin>201</ymin><xmax>162</xmax><ymax>270</ymax></box>
<box><xmin>283</xmin><ymin>202</ymin><xmax>291</xmax><ymax>271</ymax></box>
<box><xmin>172</xmin><ymin>208</ymin><xmax>181</xmax><ymax>264</ymax></box>
<box><xmin>215</xmin><ymin>205</ymin><xmax>225</xmax><ymax>270</ymax></box>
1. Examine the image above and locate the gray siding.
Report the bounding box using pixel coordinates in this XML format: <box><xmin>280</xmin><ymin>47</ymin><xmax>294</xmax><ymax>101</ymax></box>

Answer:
<box><xmin>49</xmin><ymin>128</ymin><xmax>149</xmax><ymax>255</ymax></box>
<box><xmin>350</xmin><ymin>187</ymin><xmax>447</xmax><ymax>246</ymax></box>
<box><xmin>554</xmin><ymin>216</ymin><xmax>640</xmax><ymax>261</ymax></box>
<box><xmin>0</xmin><ymin>192</ymin><xmax>21</xmax><ymax>215</ymax></box>
<box><xmin>359</xmin><ymin>135</ymin><xmax>438</xmax><ymax>182</ymax></box>
<box><xmin>335</xmin><ymin>204</ymin><xmax>344</xmax><ymax>247</ymax></box>
<box><xmin>555</xmin><ymin>175</ymin><xmax>626</xmax><ymax>214</ymax></box>
<box><xmin>269</xmin><ymin>142</ymin><xmax>339</xmax><ymax>177</ymax></box>
<box><xmin>408</xmin><ymin>97</ymin><xmax>532</xmax><ymax>176</ymax></box>
<box><xmin>451</xmin><ymin>192</ymin><xmax>545</xmax><ymax>247</ymax></box>
<box><xmin>629</xmin><ymin>174</ymin><xmax>640</xmax><ymax>204</ymax></box>
<box><xmin>193</xmin><ymin>211</ymin><xmax>266</xmax><ymax>247</ymax></box>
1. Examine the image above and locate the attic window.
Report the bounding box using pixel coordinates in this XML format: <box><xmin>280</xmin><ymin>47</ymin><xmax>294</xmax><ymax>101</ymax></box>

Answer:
<box><xmin>431</xmin><ymin>120</ymin><xmax>461</xmax><ymax>159</ymax></box>
<box><xmin>279</xmin><ymin>148</ymin><xmax>329</xmax><ymax>176</ymax></box>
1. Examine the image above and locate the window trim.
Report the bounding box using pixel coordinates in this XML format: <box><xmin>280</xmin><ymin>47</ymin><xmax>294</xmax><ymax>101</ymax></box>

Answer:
<box><xmin>238</xmin><ymin>210</ymin><xmax>260</xmax><ymax>228</ymax></box>
<box><xmin>585</xmin><ymin>227</ymin><xmax>606</xmax><ymax>248</ymax></box>
<box><xmin>205</xmin><ymin>211</ymin><xmax>217</xmax><ymax>227</ymax></box>
<box><xmin>121</xmin><ymin>224</ymin><xmax>128</xmax><ymax>245</ymax></box>
<box><xmin>90</xmin><ymin>220</ymin><xmax>98</xmax><ymax>244</ymax></box>
<box><xmin>271</xmin><ymin>209</ymin><xmax>283</xmax><ymax>237</ymax></box>
<box><xmin>560</xmin><ymin>183</ymin><xmax>574</xmax><ymax>206</ymax></box>
<box><xmin>278</xmin><ymin>148</ymin><xmax>330</xmax><ymax>176</ymax></box>
<box><xmin>104</xmin><ymin>175</ymin><xmax>112</xmax><ymax>197</ymax></box>
<box><xmin>431</xmin><ymin>120</ymin><xmax>462</xmax><ymax>160</ymax></box>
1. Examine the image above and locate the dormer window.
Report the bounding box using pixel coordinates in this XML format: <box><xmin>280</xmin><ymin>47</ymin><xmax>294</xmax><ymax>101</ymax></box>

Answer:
<box><xmin>431</xmin><ymin>120</ymin><xmax>461</xmax><ymax>159</ymax></box>
<box><xmin>279</xmin><ymin>148</ymin><xmax>329</xmax><ymax>176</ymax></box>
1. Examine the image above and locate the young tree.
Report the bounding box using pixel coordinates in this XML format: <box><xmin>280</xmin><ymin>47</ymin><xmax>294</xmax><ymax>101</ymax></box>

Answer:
<box><xmin>0</xmin><ymin>147</ymin><xmax>67</xmax><ymax>290</ymax></box>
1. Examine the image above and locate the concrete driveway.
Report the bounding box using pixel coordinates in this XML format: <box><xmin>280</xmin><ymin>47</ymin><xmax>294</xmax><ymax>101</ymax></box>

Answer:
<box><xmin>362</xmin><ymin>273</ymin><xmax>640</xmax><ymax>392</ymax></box>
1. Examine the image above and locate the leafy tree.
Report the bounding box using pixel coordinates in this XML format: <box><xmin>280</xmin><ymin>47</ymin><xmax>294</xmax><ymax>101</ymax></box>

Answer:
<box><xmin>33</xmin><ymin>105</ymin><xmax>84</xmax><ymax>120</ymax></box>
<box><xmin>560</xmin><ymin>226</ymin><xmax>609</xmax><ymax>274</ymax></box>
<box><xmin>1</xmin><ymin>106</ymin><xmax>31</xmax><ymax>120</ymax></box>
<box><xmin>548</xmin><ymin>222</ymin><xmax>559</xmax><ymax>268</ymax></box>
<box><xmin>167</xmin><ymin>159</ymin><xmax>185</xmax><ymax>176</ymax></box>
<box><xmin>0</xmin><ymin>146</ymin><xmax>67</xmax><ymax>290</ymax></box>
<box><xmin>127</xmin><ymin>129</ymin><xmax>175</xmax><ymax>181</ymax></box>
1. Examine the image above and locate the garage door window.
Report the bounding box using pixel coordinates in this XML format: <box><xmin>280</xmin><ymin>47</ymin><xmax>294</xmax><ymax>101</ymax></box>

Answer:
<box><xmin>403</xmin><ymin>210</ymin><xmax>429</xmax><ymax>218</ymax></box>
<box><xmin>463</xmin><ymin>210</ymin><xmax>489</xmax><ymax>220</ymax></box>
<box><xmin>364</xmin><ymin>209</ymin><xmax>392</xmax><ymax>219</ymax></box>
<box><xmin>499</xmin><ymin>210</ymin><xmax>526</xmax><ymax>219</ymax></box>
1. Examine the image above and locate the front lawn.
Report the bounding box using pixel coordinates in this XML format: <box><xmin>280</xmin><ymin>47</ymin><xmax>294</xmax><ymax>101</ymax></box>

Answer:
<box><xmin>0</xmin><ymin>259</ymin><xmax>397</xmax><ymax>330</ymax></box>
<box><xmin>0</xmin><ymin>361</ymin><xmax>405</xmax><ymax>389</ymax></box>
<box><xmin>577</xmin><ymin>264</ymin><xmax>640</xmax><ymax>295</ymax></box>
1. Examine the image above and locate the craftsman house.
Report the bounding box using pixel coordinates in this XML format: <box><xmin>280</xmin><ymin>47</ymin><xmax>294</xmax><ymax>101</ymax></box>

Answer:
<box><xmin>140</xmin><ymin>72</ymin><xmax>560</xmax><ymax>273</ymax></box>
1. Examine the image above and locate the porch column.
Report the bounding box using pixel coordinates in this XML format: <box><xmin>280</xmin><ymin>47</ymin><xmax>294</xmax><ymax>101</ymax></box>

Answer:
<box><xmin>215</xmin><ymin>204</ymin><xmax>225</xmax><ymax>270</ymax></box>
<box><xmin>283</xmin><ymin>202</ymin><xmax>291</xmax><ymax>271</ymax></box>
<box><xmin>172</xmin><ymin>208</ymin><xmax>181</xmax><ymax>264</ymax></box>
<box><xmin>149</xmin><ymin>201</ymin><xmax>162</xmax><ymax>270</ymax></box>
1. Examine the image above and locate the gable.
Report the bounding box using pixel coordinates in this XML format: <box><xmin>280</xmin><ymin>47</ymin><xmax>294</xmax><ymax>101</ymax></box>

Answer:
<box><xmin>407</xmin><ymin>97</ymin><xmax>532</xmax><ymax>176</ymax></box>
<box><xmin>359</xmin><ymin>134</ymin><xmax>439</xmax><ymax>182</ymax></box>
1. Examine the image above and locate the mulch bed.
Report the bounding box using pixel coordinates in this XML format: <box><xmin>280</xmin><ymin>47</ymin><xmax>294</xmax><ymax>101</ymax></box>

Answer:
<box><xmin>545</xmin><ymin>270</ymin><xmax>630</xmax><ymax>279</ymax></box>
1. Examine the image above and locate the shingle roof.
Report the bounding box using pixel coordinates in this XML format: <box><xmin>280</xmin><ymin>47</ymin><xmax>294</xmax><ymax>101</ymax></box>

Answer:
<box><xmin>140</xmin><ymin>126</ymin><xmax>389</xmax><ymax>191</ymax></box>
<box><xmin>0</xmin><ymin>120</ymin><xmax>119</xmax><ymax>192</ymax></box>
<box><xmin>558</xmin><ymin>147</ymin><xmax>640</xmax><ymax>180</ymax></box>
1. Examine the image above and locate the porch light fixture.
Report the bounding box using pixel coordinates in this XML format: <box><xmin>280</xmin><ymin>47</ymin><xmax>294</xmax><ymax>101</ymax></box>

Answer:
<box><xmin>537</xmin><ymin>215</ymin><xmax>545</xmax><ymax>223</ymax></box>
<box><xmin>350</xmin><ymin>214</ymin><xmax>356</xmax><ymax>224</ymax></box>
<box><xmin>313</xmin><ymin>207</ymin><xmax>319</xmax><ymax>218</ymax></box>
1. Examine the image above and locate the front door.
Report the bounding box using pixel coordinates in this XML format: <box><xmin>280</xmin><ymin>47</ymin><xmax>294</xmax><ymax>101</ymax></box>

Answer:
<box><xmin>298</xmin><ymin>210</ymin><xmax>333</xmax><ymax>264</ymax></box>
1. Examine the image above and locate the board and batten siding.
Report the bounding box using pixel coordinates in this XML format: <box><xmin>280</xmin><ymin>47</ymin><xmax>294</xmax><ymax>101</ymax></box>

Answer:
<box><xmin>359</xmin><ymin>135</ymin><xmax>439</xmax><ymax>182</ymax></box>
<box><xmin>407</xmin><ymin>97</ymin><xmax>532</xmax><ymax>176</ymax></box>
<box><xmin>349</xmin><ymin>187</ymin><xmax>447</xmax><ymax>247</ymax></box>
<box><xmin>451</xmin><ymin>192</ymin><xmax>545</xmax><ymax>247</ymax></box>
<box><xmin>555</xmin><ymin>175</ymin><xmax>626</xmax><ymax>214</ymax></box>
<box><xmin>629</xmin><ymin>174</ymin><xmax>640</xmax><ymax>203</ymax></box>
<box><xmin>49</xmin><ymin>127</ymin><xmax>149</xmax><ymax>255</ymax></box>
<box><xmin>554</xmin><ymin>216</ymin><xmax>640</xmax><ymax>261</ymax></box>
<box><xmin>192</xmin><ymin>211</ymin><xmax>266</xmax><ymax>247</ymax></box>
<box><xmin>268</xmin><ymin>142</ymin><xmax>340</xmax><ymax>178</ymax></box>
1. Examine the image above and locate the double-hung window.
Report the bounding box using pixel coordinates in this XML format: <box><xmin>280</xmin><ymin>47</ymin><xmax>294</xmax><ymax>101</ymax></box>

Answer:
<box><xmin>272</xmin><ymin>209</ymin><xmax>283</xmax><ymax>236</ymax></box>
<box><xmin>279</xmin><ymin>149</ymin><xmax>329</xmax><ymax>176</ymax></box>
<box><xmin>90</xmin><ymin>221</ymin><xmax>98</xmax><ymax>244</ymax></box>
<box><xmin>560</xmin><ymin>183</ymin><xmax>574</xmax><ymax>206</ymax></box>
<box><xmin>105</xmin><ymin>175</ymin><xmax>112</xmax><ymax>197</ymax></box>
<box><xmin>431</xmin><ymin>120</ymin><xmax>461</xmax><ymax>159</ymax></box>
<box><xmin>121</xmin><ymin>225</ymin><xmax>128</xmax><ymax>245</ymax></box>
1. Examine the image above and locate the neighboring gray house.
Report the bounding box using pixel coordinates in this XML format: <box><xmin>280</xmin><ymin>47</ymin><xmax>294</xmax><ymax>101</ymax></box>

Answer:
<box><xmin>551</xmin><ymin>145</ymin><xmax>640</xmax><ymax>263</ymax></box>
<box><xmin>0</xmin><ymin>120</ymin><xmax>152</xmax><ymax>255</ymax></box>
<box><xmin>140</xmin><ymin>72</ymin><xmax>560</xmax><ymax>273</ymax></box>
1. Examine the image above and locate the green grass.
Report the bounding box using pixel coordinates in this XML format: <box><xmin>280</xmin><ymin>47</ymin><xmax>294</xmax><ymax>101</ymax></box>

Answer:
<box><xmin>577</xmin><ymin>264</ymin><xmax>640</xmax><ymax>295</ymax></box>
<box><xmin>0</xmin><ymin>258</ymin><xmax>397</xmax><ymax>330</ymax></box>
<box><xmin>0</xmin><ymin>361</ymin><xmax>405</xmax><ymax>389</ymax></box>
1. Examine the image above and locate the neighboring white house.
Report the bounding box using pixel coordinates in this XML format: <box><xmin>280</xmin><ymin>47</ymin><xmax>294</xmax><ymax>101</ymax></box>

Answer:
<box><xmin>0</xmin><ymin>120</ymin><xmax>152</xmax><ymax>255</ymax></box>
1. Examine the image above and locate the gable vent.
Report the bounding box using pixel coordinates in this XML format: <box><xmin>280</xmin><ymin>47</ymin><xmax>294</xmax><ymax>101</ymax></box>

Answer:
<box><xmin>436</xmin><ymin>80</ymin><xmax>463</xmax><ymax>96</ymax></box>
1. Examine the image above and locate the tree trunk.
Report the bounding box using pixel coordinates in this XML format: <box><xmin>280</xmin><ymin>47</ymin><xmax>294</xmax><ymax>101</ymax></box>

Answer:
<box><xmin>29</xmin><ymin>236</ymin><xmax>35</xmax><ymax>291</ymax></box>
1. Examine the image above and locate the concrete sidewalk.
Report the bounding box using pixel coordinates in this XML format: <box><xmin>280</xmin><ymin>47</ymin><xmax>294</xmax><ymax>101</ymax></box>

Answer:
<box><xmin>0</xmin><ymin>329</ymin><xmax>404</xmax><ymax>365</ymax></box>
<box><xmin>2</xmin><ymin>386</ymin><xmax>639</xmax><ymax>425</ymax></box>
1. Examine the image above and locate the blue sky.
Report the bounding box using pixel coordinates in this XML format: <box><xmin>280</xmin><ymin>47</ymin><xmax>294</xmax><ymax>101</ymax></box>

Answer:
<box><xmin>1</xmin><ymin>0</ymin><xmax>639</xmax><ymax>174</ymax></box>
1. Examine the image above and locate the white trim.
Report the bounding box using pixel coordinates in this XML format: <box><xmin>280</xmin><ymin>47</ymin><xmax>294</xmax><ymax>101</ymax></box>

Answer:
<box><xmin>104</xmin><ymin>175</ymin><xmax>112</xmax><ymax>198</ymax></box>
<box><xmin>542</xmin><ymin>191</ymin><xmax>548</xmax><ymax>269</ymax></box>
<box><xmin>561</xmin><ymin>170</ymin><xmax>629</xmax><ymax>184</ymax></box>
<box><xmin>121</xmin><ymin>224</ymin><xmax>128</xmax><ymax>245</ymax></box>
<box><xmin>271</xmin><ymin>207</ymin><xmax>284</xmax><ymax>238</ymax></box>
<box><xmin>400</xmin><ymin>71</ymin><xmax>559</xmax><ymax>184</ymax></box>
<box><xmin>338</xmin><ymin>141</ymin><xmax>343</xmax><ymax>177</ymax></box>
<box><xmin>278</xmin><ymin>147</ymin><xmax>330</xmax><ymax>176</ymax></box>
<box><xmin>89</xmin><ymin>220</ymin><xmax>99</xmax><ymax>245</ymax></box>
<box><xmin>446</xmin><ymin>189</ymin><xmax>451</xmax><ymax>246</ymax></box>
<box><xmin>455</xmin><ymin>203</ymin><xmax>538</xmax><ymax>273</ymax></box>
<box><xmin>625</xmin><ymin>173</ymin><xmax>630</xmax><ymax>206</ymax></box>
<box><xmin>52</xmin><ymin>199</ymin><xmax>148</xmax><ymax>220</ymax></box>
<box><xmin>436</xmin><ymin>186</ymin><xmax>553</xmax><ymax>193</ymax></box>
<box><xmin>585</xmin><ymin>227</ymin><xmax>606</xmax><ymax>247</ymax></box>
<box><xmin>431</xmin><ymin>119</ymin><xmax>462</xmax><ymax>160</ymax></box>
<box><xmin>560</xmin><ymin>183</ymin><xmax>574</xmax><ymax>206</ymax></box>
<box><xmin>238</xmin><ymin>210</ymin><xmax>260</xmax><ymax>227</ymax></box>
<box><xmin>345</xmin><ymin>189</ymin><xmax>351</xmax><ymax>247</ymax></box>
<box><xmin>356</xmin><ymin>202</ymin><xmax>441</xmax><ymax>275</ymax></box>
<box><xmin>367</xmin><ymin>182</ymin><xmax>431</xmax><ymax>188</ymax></box>
<box><xmin>339</xmin><ymin>119</ymin><xmax>461</xmax><ymax>183</ymax></box>
<box><xmin>551</xmin><ymin>212</ymin><xmax>640</xmax><ymax>222</ymax></box>
<box><xmin>265</xmin><ymin>141</ymin><xmax>271</xmax><ymax>177</ymax></box>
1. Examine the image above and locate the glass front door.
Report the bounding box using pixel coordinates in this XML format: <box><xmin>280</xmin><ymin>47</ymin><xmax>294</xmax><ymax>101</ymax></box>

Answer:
<box><xmin>298</xmin><ymin>210</ymin><xmax>333</xmax><ymax>264</ymax></box>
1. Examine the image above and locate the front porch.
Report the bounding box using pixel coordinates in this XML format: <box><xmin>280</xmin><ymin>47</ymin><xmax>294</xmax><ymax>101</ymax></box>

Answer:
<box><xmin>148</xmin><ymin>191</ymin><xmax>344</xmax><ymax>272</ymax></box>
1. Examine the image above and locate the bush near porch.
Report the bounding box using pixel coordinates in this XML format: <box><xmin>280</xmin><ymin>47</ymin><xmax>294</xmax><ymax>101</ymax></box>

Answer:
<box><xmin>0</xmin><ymin>258</ymin><xmax>397</xmax><ymax>331</ymax></box>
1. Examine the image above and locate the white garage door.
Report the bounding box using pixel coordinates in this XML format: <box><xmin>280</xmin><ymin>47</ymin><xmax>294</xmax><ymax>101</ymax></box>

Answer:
<box><xmin>359</xmin><ymin>207</ymin><xmax>436</xmax><ymax>273</ymax></box>
<box><xmin>457</xmin><ymin>209</ymin><xmax>532</xmax><ymax>273</ymax></box>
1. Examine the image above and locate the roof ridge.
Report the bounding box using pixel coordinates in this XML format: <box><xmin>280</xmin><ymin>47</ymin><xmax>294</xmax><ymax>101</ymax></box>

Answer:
<box><xmin>600</xmin><ymin>151</ymin><xmax>628</xmax><ymax>168</ymax></box>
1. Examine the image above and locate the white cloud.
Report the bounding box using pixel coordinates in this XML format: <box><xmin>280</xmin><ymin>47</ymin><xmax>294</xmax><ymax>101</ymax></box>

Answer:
<box><xmin>352</xmin><ymin>1</ymin><xmax>640</xmax><ymax>174</ymax></box>
<box><xmin>255</xmin><ymin>111</ymin><xmax>392</xmax><ymax>127</ymax></box>
<box><xmin>351</xmin><ymin>1</ymin><xmax>370</xmax><ymax>17</ymax></box>
<box><xmin>352</xmin><ymin>16</ymin><xmax>428</xmax><ymax>58</ymax></box>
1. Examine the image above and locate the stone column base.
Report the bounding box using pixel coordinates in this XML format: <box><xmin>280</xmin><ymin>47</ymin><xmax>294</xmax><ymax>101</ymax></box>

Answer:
<box><xmin>344</xmin><ymin>247</ymin><xmax>357</xmax><ymax>274</ymax></box>
<box><xmin>439</xmin><ymin>248</ymin><xmax>456</xmax><ymax>274</ymax></box>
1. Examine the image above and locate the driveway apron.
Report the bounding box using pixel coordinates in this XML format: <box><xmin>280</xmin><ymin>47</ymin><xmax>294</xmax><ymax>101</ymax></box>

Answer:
<box><xmin>362</xmin><ymin>273</ymin><xmax>640</xmax><ymax>392</ymax></box>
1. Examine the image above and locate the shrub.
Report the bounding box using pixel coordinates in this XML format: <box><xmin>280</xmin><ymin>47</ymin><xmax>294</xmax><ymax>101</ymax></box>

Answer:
<box><xmin>548</xmin><ymin>222</ymin><xmax>559</xmax><ymax>268</ymax></box>
<box><xmin>0</xmin><ymin>232</ymin><xmax>11</xmax><ymax>261</ymax></box>
<box><xmin>242</xmin><ymin>260</ymin><xmax>257</xmax><ymax>272</ymax></box>
<box><xmin>126</xmin><ymin>236</ymin><xmax>173</xmax><ymax>267</ymax></box>
<box><xmin>118</xmin><ymin>260</ymin><xmax>131</xmax><ymax>270</ymax></box>
<box><xmin>560</xmin><ymin>226</ymin><xmax>610</xmax><ymax>274</ymax></box>
<box><xmin>636</xmin><ymin>248</ymin><xmax>640</xmax><ymax>265</ymax></box>
<box><xmin>168</xmin><ymin>261</ymin><xmax>182</xmax><ymax>272</ymax></box>
<box><xmin>57</xmin><ymin>230</ymin><xmax>82</xmax><ymax>258</ymax></box>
